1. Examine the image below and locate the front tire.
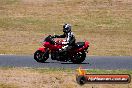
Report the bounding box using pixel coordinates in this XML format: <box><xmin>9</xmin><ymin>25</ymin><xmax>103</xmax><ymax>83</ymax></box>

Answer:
<box><xmin>34</xmin><ymin>50</ymin><xmax>49</xmax><ymax>63</ymax></box>
<box><xmin>71</xmin><ymin>52</ymin><xmax>86</xmax><ymax>64</ymax></box>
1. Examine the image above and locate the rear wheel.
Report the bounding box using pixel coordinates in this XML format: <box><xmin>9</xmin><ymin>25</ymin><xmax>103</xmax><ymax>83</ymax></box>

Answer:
<box><xmin>71</xmin><ymin>52</ymin><xmax>86</xmax><ymax>64</ymax></box>
<box><xmin>34</xmin><ymin>50</ymin><xmax>49</xmax><ymax>63</ymax></box>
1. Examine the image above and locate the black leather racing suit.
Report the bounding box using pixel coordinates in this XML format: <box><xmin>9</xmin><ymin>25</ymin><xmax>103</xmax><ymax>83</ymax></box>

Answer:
<box><xmin>54</xmin><ymin>32</ymin><xmax>76</xmax><ymax>50</ymax></box>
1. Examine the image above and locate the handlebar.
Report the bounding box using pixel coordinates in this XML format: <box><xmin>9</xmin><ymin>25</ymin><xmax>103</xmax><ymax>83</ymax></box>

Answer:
<box><xmin>44</xmin><ymin>35</ymin><xmax>66</xmax><ymax>45</ymax></box>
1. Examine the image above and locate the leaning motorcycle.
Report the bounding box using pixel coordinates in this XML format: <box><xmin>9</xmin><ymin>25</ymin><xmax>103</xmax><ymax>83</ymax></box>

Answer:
<box><xmin>34</xmin><ymin>35</ymin><xmax>89</xmax><ymax>64</ymax></box>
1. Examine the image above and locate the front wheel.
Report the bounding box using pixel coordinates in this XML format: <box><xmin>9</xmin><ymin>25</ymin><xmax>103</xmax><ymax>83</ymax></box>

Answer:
<box><xmin>71</xmin><ymin>52</ymin><xmax>86</xmax><ymax>64</ymax></box>
<box><xmin>34</xmin><ymin>50</ymin><xmax>49</xmax><ymax>63</ymax></box>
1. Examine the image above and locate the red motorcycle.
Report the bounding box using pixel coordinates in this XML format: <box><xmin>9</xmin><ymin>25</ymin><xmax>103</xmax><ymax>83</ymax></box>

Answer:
<box><xmin>34</xmin><ymin>35</ymin><xmax>89</xmax><ymax>64</ymax></box>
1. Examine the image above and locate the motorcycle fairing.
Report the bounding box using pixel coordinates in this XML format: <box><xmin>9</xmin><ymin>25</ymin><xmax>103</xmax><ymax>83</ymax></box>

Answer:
<box><xmin>38</xmin><ymin>47</ymin><xmax>46</xmax><ymax>52</ymax></box>
<box><xmin>76</xmin><ymin>41</ymin><xmax>89</xmax><ymax>52</ymax></box>
<box><xmin>75</xmin><ymin>42</ymin><xmax>85</xmax><ymax>48</ymax></box>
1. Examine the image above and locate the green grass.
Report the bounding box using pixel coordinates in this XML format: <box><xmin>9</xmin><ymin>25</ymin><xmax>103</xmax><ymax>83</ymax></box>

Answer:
<box><xmin>33</xmin><ymin>68</ymin><xmax>132</xmax><ymax>74</ymax></box>
<box><xmin>0</xmin><ymin>67</ymin><xmax>73</xmax><ymax>73</ymax></box>
<box><xmin>1</xmin><ymin>67</ymin><xmax>132</xmax><ymax>74</ymax></box>
<box><xmin>0</xmin><ymin>0</ymin><xmax>19</xmax><ymax>5</ymax></box>
<box><xmin>86</xmin><ymin>69</ymin><xmax>132</xmax><ymax>74</ymax></box>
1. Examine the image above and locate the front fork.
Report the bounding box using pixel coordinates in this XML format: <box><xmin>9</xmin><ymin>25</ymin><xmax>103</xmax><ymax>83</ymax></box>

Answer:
<box><xmin>43</xmin><ymin>48</ymin><xmax>49</xmax><ymax>58</ymax></box>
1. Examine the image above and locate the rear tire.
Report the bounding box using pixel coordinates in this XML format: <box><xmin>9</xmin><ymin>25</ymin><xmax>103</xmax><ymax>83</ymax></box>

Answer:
<box><xmin>34</xmin><ymin>50</ymin><xmax>49</xmax><ymax>63</ymax></box>
<box><xmin>71</xmin><ymin>52</ymin><xmax>86</xmax><ymax>64</ymax></box>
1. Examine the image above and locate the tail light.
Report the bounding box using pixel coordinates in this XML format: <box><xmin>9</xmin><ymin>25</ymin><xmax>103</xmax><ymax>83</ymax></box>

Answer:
<box><xmin>85</xmin><ymin>41</ymin><xmax>89</xmax><ymax>48</ymax></box>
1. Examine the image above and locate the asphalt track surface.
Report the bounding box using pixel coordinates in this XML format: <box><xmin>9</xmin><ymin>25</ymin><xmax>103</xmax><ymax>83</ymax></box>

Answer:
<box><xmin>0</xmin><ymin>55</ymin><xmax>132</xmax><ymax>70</ymax></box>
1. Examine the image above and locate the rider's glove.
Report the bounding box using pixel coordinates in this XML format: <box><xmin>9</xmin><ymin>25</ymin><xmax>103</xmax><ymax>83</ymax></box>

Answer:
<box><xmin>62</xmin><ymin>42</ymin><xmax>69</xmax><ymax>45</ymax></box>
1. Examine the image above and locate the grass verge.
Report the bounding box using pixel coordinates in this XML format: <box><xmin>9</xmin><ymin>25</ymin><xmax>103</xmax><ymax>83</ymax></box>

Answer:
<box><xmin>0</xmin><ymin>67</ymin><xmax>132</xmax><ymax>88</ymax></box>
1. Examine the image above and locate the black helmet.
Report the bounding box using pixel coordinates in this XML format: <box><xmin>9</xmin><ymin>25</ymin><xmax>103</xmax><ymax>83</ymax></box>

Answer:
<box><xmin>63</xmin><ymin>24</ymin><xmax>71</xmax><ymax>33</ymax></box>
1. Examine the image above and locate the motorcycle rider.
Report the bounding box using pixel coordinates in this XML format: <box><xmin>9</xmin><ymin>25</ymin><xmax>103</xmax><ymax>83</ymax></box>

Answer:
<box><xmin>53</xmin><ymin>23</ymin><xmax>76</xmax><ymax>52</ymax></box>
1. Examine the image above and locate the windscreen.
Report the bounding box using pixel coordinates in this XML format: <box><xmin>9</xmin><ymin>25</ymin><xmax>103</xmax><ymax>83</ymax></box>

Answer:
<box><xmin>44</xmin><ymin>35</ymin><xmax>52</xmax><ymax>42</ymax></box>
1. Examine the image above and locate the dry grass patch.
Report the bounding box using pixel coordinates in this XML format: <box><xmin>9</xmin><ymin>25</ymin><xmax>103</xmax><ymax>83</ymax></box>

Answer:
<box><xmin>0</xmin><ymin>0</ymin><xmax>132</xmax><ymax>55</ymax></box>
<box><xmin>0</xmin><ymin>83</ymin><xmax>18</xmax><ymax>88</ymax></box>
<box><xmin>0</xmin><ymin>67</ymin><xmax>132</xmax><ymax>88</ymax></box>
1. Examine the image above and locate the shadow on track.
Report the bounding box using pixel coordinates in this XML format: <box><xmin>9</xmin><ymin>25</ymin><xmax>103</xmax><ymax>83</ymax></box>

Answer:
<box><xmin>38</xmin><ymin>62</ymin><xmax>60</xmax><ymax>64</ymax></box>
<box><xmin>61</xmin><ymin>62</ymin><xmax>89</xmax><ymax>64</ymax></box>
<box><xmin>38</xmin><ymin>61</ymin><xmax>89</xmax><ymax>64</ymax></box>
